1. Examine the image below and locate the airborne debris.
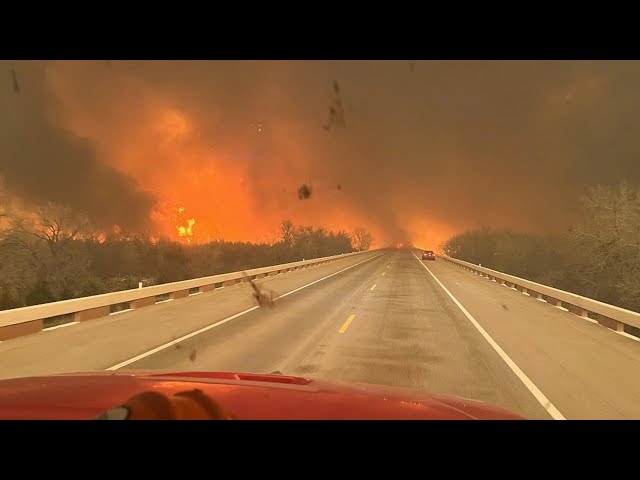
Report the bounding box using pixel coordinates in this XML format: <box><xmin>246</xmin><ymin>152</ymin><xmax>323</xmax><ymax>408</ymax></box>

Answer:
<box><xmin>501</xmin><ymin>304</ymin><xmax>509</xmax><ymax>311</ymax></box>
<box><xmin>323</xmin><ymin>80</ymin><xmax>346</xmax><ymax>131</ymax></box>
<box><xmin>243</xmin><ymin>272</ymin><xmax>277</xmax><ymax>308</ymax></box>
<box><xmin>189</xmin><ymin>349</ymin><xmax>197</xmax><ymax>362</ymax></box>
<box><xmin>249</xmin><ymin>123</ymin><xmax>263</xmax><ymax>133</ymax></box>
<box><xmin>298</xmin><ymin>184</ymin><xmax>312</xmax><ymax>200</ymax></box>
<box><xmin>10</xmin><ymin>69</ymin><xmax>19</xmax><ymax>94</ymax></box>
<box><xmin>337</xmin><ymin>184</ymin><xmax>342</xmax><ymax>190</ymax></box>
<box><xmin>409</xmin><ymin>62</ymin><xmax>415</xmax><ymax>73</ymax></box>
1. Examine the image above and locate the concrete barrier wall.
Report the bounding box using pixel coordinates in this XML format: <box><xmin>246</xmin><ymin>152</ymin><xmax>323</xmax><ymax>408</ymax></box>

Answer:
<box><xmin>438</xmin><ymin>254</ymin><xmax>640</xmax><ymax>335</ymax></box>
<box><xmin>0</xmin><ymin>250</ymin><xmax>377</xmax><ymax>339</ymax></box>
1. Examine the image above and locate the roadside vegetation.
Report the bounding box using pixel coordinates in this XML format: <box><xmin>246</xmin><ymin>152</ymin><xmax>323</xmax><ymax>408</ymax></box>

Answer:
<box><xmin>443</xmin><ymin>182</ymin><xmax>640</xmax><ymax>312</ymax></box>
<box><xmin>0</xmin><ymin>204</ymin><xmax>372</xmax><ymax>310</ymax></box>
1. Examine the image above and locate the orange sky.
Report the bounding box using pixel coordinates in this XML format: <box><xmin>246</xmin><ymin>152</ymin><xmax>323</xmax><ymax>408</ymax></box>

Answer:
<box><xmin>42</xmin><ymin>61</ymin><xmax>456</xmax><ymax>249</ymax></box>
<box><xmin>5</xmin><ymin>60</ymin><xmax>639</xmax><ymax>252</ymax></box>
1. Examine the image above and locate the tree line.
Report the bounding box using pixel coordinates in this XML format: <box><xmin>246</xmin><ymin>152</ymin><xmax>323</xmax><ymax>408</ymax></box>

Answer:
<box><xmin>0</xmin><ymin>202</ymin><xmax>374</xmax><ymax>310</ymax></box>
<box><xmin>442</xmin><ymin>182</ymin><xmax>640</xmax><ymax>313</ymax></box>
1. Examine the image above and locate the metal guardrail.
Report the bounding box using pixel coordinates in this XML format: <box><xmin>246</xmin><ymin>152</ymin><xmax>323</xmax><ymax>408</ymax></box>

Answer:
<box><xmin>438</xmin><ymin>254</ymin><xmax>640</xmax><ymax>337</ymax></box>
<box><xmin>0</xmin><ymin>250</ymin><xmax>377</xmax><ymax>340</ymax></box>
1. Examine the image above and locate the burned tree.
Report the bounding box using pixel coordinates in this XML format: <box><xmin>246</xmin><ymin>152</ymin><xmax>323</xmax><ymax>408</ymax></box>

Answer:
<box><xmin>352</xmin><ymin>227</ymin><xmax>374</xmax><ymax>251</ymax></box>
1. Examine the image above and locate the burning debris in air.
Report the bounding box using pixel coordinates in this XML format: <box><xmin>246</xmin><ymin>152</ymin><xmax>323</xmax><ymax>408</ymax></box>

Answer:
<box><xmin>171</xmin><ymin>337</ymin><xmax>198</xmax><ymax>363</ymax></box>
<box><xmin>323</xmin><ymin>80</ymin><xmax>346</xmax><ymax>131</ymax></box>
<box><xmin>249</xmin><ymin>123</ymin><xmax>263</xmax><ymax>133</ymax></box>
<box><xmin>243</xmin><ymin>272</ymin><xmax>277</xmax><ymax>308</ymax></box>
<box><xmin>298</xmin><ymin>184</ymin><xmax>312</xmax><ymax>200</ymax></box>
<box><xmin>10</xmin><ymin>69</ymin><xmax>19</xmax><ymax>94</ymax></box>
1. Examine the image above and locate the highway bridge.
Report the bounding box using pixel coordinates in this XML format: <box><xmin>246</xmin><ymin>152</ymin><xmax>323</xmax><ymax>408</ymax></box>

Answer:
<box><xmin>1</xmin><ymin>248</ymin><xmax>639</xmax><ymax>420</ymax></box>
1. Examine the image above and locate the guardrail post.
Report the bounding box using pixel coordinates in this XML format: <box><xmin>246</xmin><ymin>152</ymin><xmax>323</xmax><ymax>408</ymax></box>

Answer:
<box><xmin>547</xmin><ymin>297</ymin><xmax>562</xmax><ymax>307</ymax></box>
<box><xmin>130</xmin><ymin>297</ymin><xmax>156</xmax><ymax>309</ymax></box>
<box><xmin>75</xmin><ymin>306</ymin><xmax>110</xmax><ymax>322</ymax></box>
<box><xmin>568</xmin><ymin>305</ymin><xmax>589</xmax><ymax>317</ymax></box>
<box><xmin>0</xmin><ymin>320</ymin><xmax>43</xmax><ymax>341</ymax></box>
<box><xmin>597</xmin><ymin>315</ymin><xmax>626</xmax><ymax>332</ymax></box>
<box><xmin>170</xmin><ymin>289</ymin><xmax>189</xmax><ymax>300</ymax></box>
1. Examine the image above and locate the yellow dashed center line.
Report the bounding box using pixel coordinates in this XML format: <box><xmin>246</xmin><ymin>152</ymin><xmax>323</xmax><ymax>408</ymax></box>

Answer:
<box><xmin>370</xmin><ymin>284</ymin><xmax>377</xmax><ymax>291</ymax></box>
<box><xmin>339</xmin><ymin>314</ymin><xmax>356</xmax><ymax>333</ymax></box>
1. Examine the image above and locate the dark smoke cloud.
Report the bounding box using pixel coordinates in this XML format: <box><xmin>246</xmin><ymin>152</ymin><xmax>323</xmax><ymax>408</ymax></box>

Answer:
<box><xmin>5</xmin><ymin>61</ymin><xmax>640</xmax><ymax>245</ymax></box>
<box><xmin>0</xmin><ymin>61</ymin><xmax>155</xmax><ymax>231</ymax></box>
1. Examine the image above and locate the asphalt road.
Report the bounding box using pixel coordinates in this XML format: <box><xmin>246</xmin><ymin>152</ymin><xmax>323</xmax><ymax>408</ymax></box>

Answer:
<box><xmin>1</xmin><ymin>248</ymin><xmax>639</xmax><ymax>419</ymax></box>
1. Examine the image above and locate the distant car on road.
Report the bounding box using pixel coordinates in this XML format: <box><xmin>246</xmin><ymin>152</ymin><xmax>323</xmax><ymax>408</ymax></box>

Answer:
<box><xmin>422</xmin><ymin>250</ymin><xmax>435</xmax><ymax>261</ymax></box>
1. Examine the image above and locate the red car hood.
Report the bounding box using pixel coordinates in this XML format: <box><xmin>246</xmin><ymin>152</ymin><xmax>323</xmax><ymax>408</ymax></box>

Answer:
<box><xmin>0</xmin><ymin>371</ymin><xmax>524</xmax><ymax>420</ymax></box>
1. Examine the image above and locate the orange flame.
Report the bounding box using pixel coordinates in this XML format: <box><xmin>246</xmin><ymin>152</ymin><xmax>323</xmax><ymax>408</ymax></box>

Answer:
<box><xmin>176</xmin><ymin>207</ymin><xmax>196</xmax><ymax>243</ymax></box>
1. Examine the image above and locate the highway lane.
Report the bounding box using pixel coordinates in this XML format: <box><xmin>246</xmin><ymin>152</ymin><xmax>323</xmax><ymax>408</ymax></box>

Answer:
<box><xmin>117</xmin><ymin>249</ymin><xmax>553</xmax><ymax>419</ymax></box>
<box><xmin>424</xmin><ymin>255</ymin><xmax>640</xmax><ymax>419</ymax></box>
<box><xmin>0</xmin><ymin>250</ymin><xmax>384</xmax><ymax>380</ymax></box>
<box><xmin>2</xmin><ymin>247</ymin><xmax>639</xmax><ymax>419</ymax></box>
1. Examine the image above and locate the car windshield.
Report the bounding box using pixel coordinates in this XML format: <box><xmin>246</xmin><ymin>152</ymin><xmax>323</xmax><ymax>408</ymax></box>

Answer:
<box><xmin>1</xmin><ymin>60</ymin><xmax>639</xmax><ymax>420</ymax></box>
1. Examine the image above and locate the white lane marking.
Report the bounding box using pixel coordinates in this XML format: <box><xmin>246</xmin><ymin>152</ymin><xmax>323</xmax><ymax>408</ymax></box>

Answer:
<box><xmin>43</xmin><ymin>321</ymin><xmax>79</xmax><ymax>331</ymax></box>
<box><xmin>411</xmin><ymin>251</ymin><xmax>566</xmax><ymax>420</ymax></box>
<box><xmin>275</xmin><ymin>253</ymin><xmax>384</xmax><ymax>301</ymax></box>
<box><xmin>156</xmin><ymin>299</ymin><xmax>174</xmax><ymax>304</ymax></box>
<box><xmin>189</xmin><ymin>291</ymin><xmax>203</xmax><ymax>296</ymax></box>
<box><xmin>110</xmin><ymin>309</ymin><xmax>133</xmax><ymax>316</ymax></box>
<box><xmin>106</xmin><ymin>252</ymin><xmax>387</xmax><ymax>371</ymax></box>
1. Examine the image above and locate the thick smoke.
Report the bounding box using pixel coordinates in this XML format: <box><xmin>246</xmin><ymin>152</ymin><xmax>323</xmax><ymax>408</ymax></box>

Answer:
<box><xmin>0</xmin><ymin>61</ymin><xmax>155</xmax><ymax>232</ymax></box>
<box><xmin>4</xmin><ymin>61</ymin><xmax>640</xmax><ymax>247</ymax></box>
